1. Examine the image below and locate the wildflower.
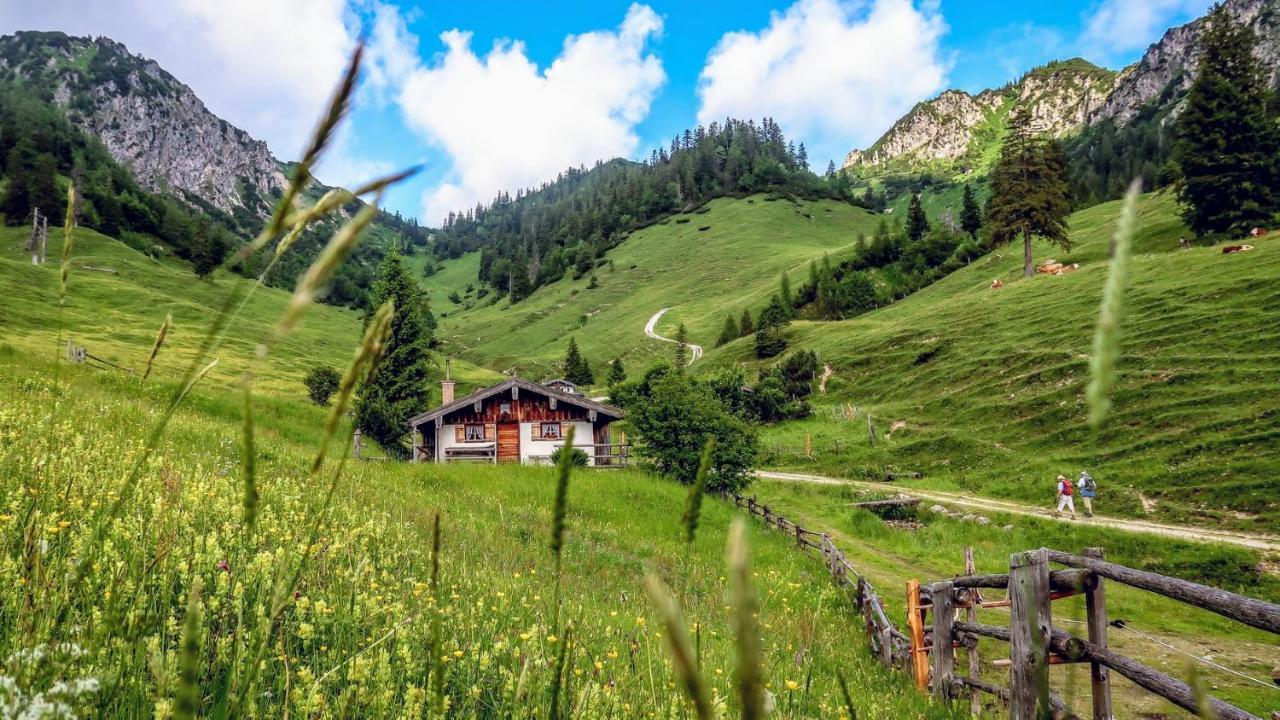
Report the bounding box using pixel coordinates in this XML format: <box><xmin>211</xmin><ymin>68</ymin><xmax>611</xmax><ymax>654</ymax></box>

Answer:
<box><xmin>785</xmin><ymin>680</ymin><xmax>799</xmax><ymax>691</ymax></box>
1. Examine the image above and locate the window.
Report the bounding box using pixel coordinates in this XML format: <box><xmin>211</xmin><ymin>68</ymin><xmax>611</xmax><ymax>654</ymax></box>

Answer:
<box><xmin>465</xmin><ymin>424</ymin><xmax>485</xmax><ymax>442</ymax></box>
<box><xmin>540</xmin><ymin>422</ymin><xmax>563</xmax><ymax>440</ymax></box>
<box><xmin>499</xmin><ymin>402</ymin><xmax>512</xmax><ymax>415</ymax></box>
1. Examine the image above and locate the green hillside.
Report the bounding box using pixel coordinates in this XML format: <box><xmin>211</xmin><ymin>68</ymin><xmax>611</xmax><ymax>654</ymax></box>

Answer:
<box><xmin>0</xmin><ymin>227</ymin><xmax>951</xmax><ymax>719</ymax></box>
<box><xmin>426</xmin><ymin>195</ymin><xmax>882</xmax><ymax>378</ymax></box>
<box><xmin>705</xmin><ymin>191</ymin><xmax>1280</xmax><ymax>531</ymax></box>
<box><xmin>0</xmin><ymin>225</ymin><xmax>502</xmax><ymax>397</ymax></box>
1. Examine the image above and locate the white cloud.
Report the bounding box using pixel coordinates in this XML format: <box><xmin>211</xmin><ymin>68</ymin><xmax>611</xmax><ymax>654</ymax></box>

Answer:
<box><xmin>1080</xmin><ymin>0</ymin><xmax>1212</xmax><ymax>60</ymax></box>
<box><xmin>696</xmin><ymin>0</ymin><xmax>948</xmax><ymax>169</ymax></box>
<box><xmin>397</xmin><ymin>4</ymin><xmax>665</xmax><ymax>223</ymax></box>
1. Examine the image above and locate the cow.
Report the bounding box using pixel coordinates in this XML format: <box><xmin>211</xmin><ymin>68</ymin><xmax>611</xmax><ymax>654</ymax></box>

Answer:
<box><xmin>990</xmin><ymin>278</ymin><xmax>1005</xmax><ymax>290</ymax></box>
<box><xmin>1249</xmin><ymin>227</ymin><xmax>1269</xmax><ymax>238</ymax></box>
<box><xmin>1222</xmin><ymin>244</ymin><xmax>1255</xmax><ymax>254</ymax></box>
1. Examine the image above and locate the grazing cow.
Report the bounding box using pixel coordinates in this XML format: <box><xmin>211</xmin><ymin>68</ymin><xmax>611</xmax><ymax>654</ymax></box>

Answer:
<box><xmin>1222</xmin><ymin>244</ymin><xmax>1255</xmax><ymax>254</ymax></box>
<box><xmin>1178</xmin><ymin>237</ymin><xmax>1191</xmax><ymax>249</ymax></box>
<box><xmin>1249</xmin><ymin>227</ymin><xmax>1269</xmax><ymax>238</ymax></box>
<box><xmin>990</xmin><ymin>278</ymin><xmax>1005</xmax><ymax>290</ymax></box>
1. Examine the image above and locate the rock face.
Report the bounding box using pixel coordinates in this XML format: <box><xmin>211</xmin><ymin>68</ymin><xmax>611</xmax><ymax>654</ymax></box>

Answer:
<box><xmin>844</xmin><ymin>0</ymin><xmax>1280</xmax><ymax>174</ymax></box>
<box><xmin>844</xmin><ymin>60</ymin><xmax>1118</xmax><ymax>172</ymax></box>
<box><xmin>1091</xmin><ymin>0</ymin><xmax>1280</xmax><ymax>126</ymax></box>
<box><xmin>0</xmin><ymin>32</ymin><xmax>286</xmax><ymax>217</ymax></box>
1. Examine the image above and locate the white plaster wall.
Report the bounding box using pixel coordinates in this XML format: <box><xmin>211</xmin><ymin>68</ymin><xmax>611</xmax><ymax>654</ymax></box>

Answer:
<box><xmin>520</xmin><ymin>421</ymin><xmax>595</xmax><ymax>465</ymax></box>
<box><xmin>435</xmin><ymin>423</ymin><xmax>494</xmax><ymax>460</ymax></box>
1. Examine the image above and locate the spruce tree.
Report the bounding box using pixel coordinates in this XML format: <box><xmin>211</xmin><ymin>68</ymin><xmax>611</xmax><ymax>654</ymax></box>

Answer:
<box><xmin>1175</xmin><ymin>3</ymin><xmax>1280</xmax><ymax>238</ymax></box>
<box><xmin>674</xmin><ymin>323</ymin><xmax>689</xmax><ymax>368</ymax></box>
<box><xmin>738</xmin><ymin>309</ymin><xmax>754</xmax><ymax>337</ymax></box>
<box><xmin>960</xmin><ymin>184</ymin><xmax>983</xmax><ymax>239</ymax></box>
<box><xmin>563</xmin><ymin>337</ymin><xmax>593</xmax><ymax>385</ymax></box>
<box><xmin>906</xmin><ymin>193</ymin><xmax>929</xmax><ymax>243</ymax></box>
<box><xmin>355</xmin><ymin>251</ymin><xmax>435</xmax><ymax>458</ymax></box>
<box><xmin>607</xmin><ymin>357</ymin><xmax>626</xmax><ymax>386</ymax></box>
<box><xmin>985</xmin><ymin>112</ymin><xmax>1072</xmax><ymax>277</ymax></box>
<box><xmin>717</xmin><ymin>315</ymin><xmax>739</xmax><ymax>346</ymax></box>
<box><xmin>779</xmin><ymin>273</ymin><xmax>794</xmax><ymax>317</ymax></box>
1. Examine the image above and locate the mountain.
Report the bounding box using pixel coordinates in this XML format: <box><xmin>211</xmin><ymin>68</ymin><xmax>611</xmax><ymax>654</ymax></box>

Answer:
<box><xmin>843</xmin><ymin>0</ymin><xmax>1280</xmax><ymax>182</ymax></box>
<box><xmin>843</xmin><ymin>59</ymin><xmax>1118</xmax><ymax>176</ymax></box>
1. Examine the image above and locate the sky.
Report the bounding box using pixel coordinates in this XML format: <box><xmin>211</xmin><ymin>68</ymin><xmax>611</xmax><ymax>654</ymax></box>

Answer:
<box><xmin>0</xmin><ymin>0</ymin><xmax>1212</xmax><ymax>225</ymax></box>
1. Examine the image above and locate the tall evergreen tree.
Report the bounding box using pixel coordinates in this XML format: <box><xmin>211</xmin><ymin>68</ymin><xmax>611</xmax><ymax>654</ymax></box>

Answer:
<box><xmin>985</xmin><ymin>113</ymin><xmax>1072</xmax><ymax>277</ymax></box>
<box><xmin>778</xmin><ymin>272</ymin><xmax>794</xmax><ymax>317</ymax></box>
<box><xmin>674</xmin><ymin>323</ymin><xmax>689</xmax><ymax>368</ymax></box>
<box><xmin>754</xmin><ymin>295</ymin><xmax>790</xmax><ymax>358</ymax></box>
<box><xmin>906</xmin><ymin>193</ymin><xmax>930</xmax><ymax>243</ymax></box>
<box><xmin>562</xmin><ymin>336</ymin><xmax>594</xmax><ymax>385</ymax></box>
<box><xmin>355</xmin><ymin>252</ymin><xmax>435</xmax><ymax>458</ymax></box>
<box><xmin>717</xmin><ymin>314</ymin><xmax>739</xmax><ymax>346</ymax></box>
<box><xmin>1175</xmin><ymin>3</ymin><xmax>1280</xmax><ymax>238</ymax></box>
<box><xmin>738</xmin><ymin>308</ymin><xmax>754</xmax><ymax>337</ymax></box>
<box><xmin>607</xmin><ymin>357</ymin><xmax>627</xmax><ymax>386</ymax></box>
<box><xmin>960</xmin><ymin>184</ymin><xmax>983</xmax><ymax>239</ymax></box>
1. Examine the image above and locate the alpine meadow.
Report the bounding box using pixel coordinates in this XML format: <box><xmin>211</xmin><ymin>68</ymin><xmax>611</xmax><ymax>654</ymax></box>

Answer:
<box><xmin>1</xmin><ymin>1</ymin><xmax>1279</xmax><ymax>719</ymax></box>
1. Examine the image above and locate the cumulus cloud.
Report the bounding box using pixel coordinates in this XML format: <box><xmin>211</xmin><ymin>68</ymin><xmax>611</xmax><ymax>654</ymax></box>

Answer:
<box><xmin>1080</xmin><ymin>0</ymin><xmax>1212</xmax><ymax>60</ymax></box>
<box><xmin>397</xmin><ymin>4</ymin><xmax>665</xmax><ymax>223</ymax></box>
<box><xmin>696</xmin><ymin>0</ymin><xmax>948</xmax><ymax>168</ymax></box>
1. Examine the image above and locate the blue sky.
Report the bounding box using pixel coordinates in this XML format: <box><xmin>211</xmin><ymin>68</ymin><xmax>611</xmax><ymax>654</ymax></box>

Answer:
<box><xmin>4</xmin><ymin>0</ymin><xmax>1212</xmax><ymax>224</ymax></box>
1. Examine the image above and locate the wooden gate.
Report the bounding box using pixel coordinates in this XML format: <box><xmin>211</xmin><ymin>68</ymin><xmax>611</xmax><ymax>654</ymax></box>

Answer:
<box><xmin>497</xmin><ymin>422</ymin><xmax>520</xmax><ymax>463</ymax></box>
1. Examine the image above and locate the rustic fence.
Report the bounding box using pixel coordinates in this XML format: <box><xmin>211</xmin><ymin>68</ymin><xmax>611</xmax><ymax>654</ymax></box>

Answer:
<box><xmin>726</xmin><ymin>493</ymin><xmax>1280</xmax><ymax>720</ymax></box>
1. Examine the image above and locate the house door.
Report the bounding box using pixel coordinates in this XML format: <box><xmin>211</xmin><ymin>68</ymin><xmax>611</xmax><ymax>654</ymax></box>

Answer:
<box><xmin>497</xmin><ymin>422</ymin><xmax>520</xmax><ymax>463</ymax></box>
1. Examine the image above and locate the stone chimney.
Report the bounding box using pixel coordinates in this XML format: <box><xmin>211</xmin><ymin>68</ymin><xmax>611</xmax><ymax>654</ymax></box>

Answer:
<box><xmin>441</xmin><ymin>357</ymin><xmax>455</xmax><ymax>405</ymax></box>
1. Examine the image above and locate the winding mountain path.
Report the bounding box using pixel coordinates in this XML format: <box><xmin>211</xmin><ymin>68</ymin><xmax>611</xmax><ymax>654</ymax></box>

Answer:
<box><xmin>644</xmin><ymin>307</ymin><xmax>703</xmax><ymax>364</ymax></box>
<box><xmin>756</xmin><ymin>470</ymin><xmax>1280</xmax><ymax>552</ymax></box>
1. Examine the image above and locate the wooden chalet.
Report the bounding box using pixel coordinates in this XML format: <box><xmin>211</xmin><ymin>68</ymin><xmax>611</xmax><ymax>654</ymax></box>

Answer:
<box><xmin>407</xmin><ymin>369</ymin><xmax>626</xmax><ymax>466</ymax></box>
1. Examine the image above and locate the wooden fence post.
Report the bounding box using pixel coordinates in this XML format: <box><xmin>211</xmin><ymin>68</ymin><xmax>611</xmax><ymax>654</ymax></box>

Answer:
<box><xmin>795</xmin><ymin>523</ymin><xmax>804</xmax><ymax>548</ymax></box>
<box><xmin>1009</xmin><ymin>549</ymin><xmax>1052</xmax><ymax>720</ymax></box>
<box><xmin>930</xmin><ymin>581</ymin><xmax>955</xmax><ymax>701</ymax></box>
<box><xmin>805</xmin><ymin>433</ymin><xmax>812</xmax><ymax>458</ymax></box>
<box><xmin>964</xmin><ymin>546</ymin><xmax>981</xmax><ymax>717</ymax></box>
<box><xmin>1085</xmin><ymin>547</ymin><xmax>1113</xmax><ymax>720</ymax></box>
<box><xmin>867</xmin><ymin>414</ymin><xmax>877</xmax><ymax>445</ymax></box>
<box><xmin>906</xmin><ymin>579</ymin><xmax>928</xmax><ymax>691</ymax></box>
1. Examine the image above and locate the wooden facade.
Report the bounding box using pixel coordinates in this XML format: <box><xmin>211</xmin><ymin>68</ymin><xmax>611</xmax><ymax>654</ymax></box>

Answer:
<box><xmin>406</xmin><ymin>377</ymin><xmax>626</xmax><ymax>466</ymax></box>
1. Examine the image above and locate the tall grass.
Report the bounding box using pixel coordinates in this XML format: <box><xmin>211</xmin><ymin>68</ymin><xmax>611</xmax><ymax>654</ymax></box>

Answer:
<box><xmin>1087</xmin><ymin>178</ymin><xmax>1142</xmax><ymax>430</ymax></box>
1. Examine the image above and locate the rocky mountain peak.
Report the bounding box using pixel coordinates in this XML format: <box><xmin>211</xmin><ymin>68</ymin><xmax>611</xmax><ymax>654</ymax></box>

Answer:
<box><xmin>0</xmin><ymin>31</ymin><xmax>286</xmax><ymax>218</ymax></box>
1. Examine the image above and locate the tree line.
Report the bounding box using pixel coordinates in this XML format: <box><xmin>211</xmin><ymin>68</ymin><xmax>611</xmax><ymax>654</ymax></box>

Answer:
<box><xmin>430</xmin><ymin>118</ymin><xmax>861</xmax><ymax>303</ymax></box>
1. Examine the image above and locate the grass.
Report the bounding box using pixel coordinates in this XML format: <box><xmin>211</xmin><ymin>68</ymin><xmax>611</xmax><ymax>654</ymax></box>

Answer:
<box><xmin>745</xmin><ymin>478</ymin><xmax>1280</xmax><ymax>718</ymax></box>
<box><xmin>0</xmin><ymin>349</ymin><xmax>960</xmax><ymax>718</ymax></box>
<box><xmin>422</xmin><ymin>195</ymin><xmax>883</xmax><ymax>382</ymax></box>
<box><xmin>705</xmin><ymin>190</ymin><xmax>1280</xmax><ymax>531</ymax></box>
<box><xmin>0</xmin><ymin>225</ymin><xmax>503</xmax><ymax>398</ymax></box>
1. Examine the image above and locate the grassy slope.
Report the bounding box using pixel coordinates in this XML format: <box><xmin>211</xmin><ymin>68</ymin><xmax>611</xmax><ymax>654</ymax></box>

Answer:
<box><xmin>706</xmin><ymin>190</ymin><xmax>1280</xmax><ymax>530</ymax></box>
<box><xmin>423</xmin><ymin>195</ymin><xmax>882</xmax><ymax>380</ymax></box>
<box><xmin>748</xmin><ymin>479</ymin><xmax>1280</xmax><ymax>718</ymax></box>
<box><xmin>0</xmin><ymin>226</ymin><xmax>504</xmax><ymax>397</ymax></box>
<box><xmin>0</xmin><ymin>243</ymin><xmax>954</xmax><ymax>718</ymax></box>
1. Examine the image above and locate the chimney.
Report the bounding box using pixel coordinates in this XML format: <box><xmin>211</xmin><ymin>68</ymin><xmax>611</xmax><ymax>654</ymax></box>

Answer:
<box><xmin>441</xmin><ymin>357</ymin><xmax>455</xmax><ymax>405</ymax></box>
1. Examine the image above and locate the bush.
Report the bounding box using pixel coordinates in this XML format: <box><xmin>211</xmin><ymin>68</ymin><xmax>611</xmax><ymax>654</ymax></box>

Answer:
<box><xmin>303</xmin><ymin>366</ymin><xmax>340</xmax><ymax>406</ymax></box>
<box><xmin>550</xmin><ymin>446</ymin><xmax>589</xmax><ymax>467</ymax></box>
<box><xmin>614</xmin><ymin>366</ymin><xmax>757</xmax><ymax>491</ymax></box>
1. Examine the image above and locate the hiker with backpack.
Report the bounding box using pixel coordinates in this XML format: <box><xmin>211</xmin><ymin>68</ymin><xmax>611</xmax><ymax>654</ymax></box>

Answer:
<box><xmin>1054</xmin><ymin>474</ymin><xmax>1076</xmax><ymax>517</ymax></box>
<box><xmin>1078</xmin><ymin>471</ymin><xmax>1097</xmax><ymax>517</ymax></box>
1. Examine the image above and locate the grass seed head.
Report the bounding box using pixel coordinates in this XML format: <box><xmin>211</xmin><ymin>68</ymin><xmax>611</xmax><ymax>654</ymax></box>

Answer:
<box><xmin>1087</xmin><ymin>178</ymin><xmax>1142</xmax><ymax>430</ymax></box>
<box><xmin>643</xmin><ymin>573</ymin><xmax>713</xmax><ymax>720</ymax></box>
<box><xmin>276</xmin><ymin>203</ymin><xmax>380</xmax><ymax>341</ymax></box>
<box><xmin>682</xmin><ymin>436</ymin><xmax>716</xmax><ymax>546</ymax></box>
<box><xmin>142</xmin><ymin>312</ymin><xmax>172</xmax><ymax>381</ymax></box>
<box><xmin>315</xmin><ymin>300</ymin><xmax>393</xmax><ymax>476</ymax></box>
<box><xmin>173</xmin><ymin>576</ymin><xmax>204</xmax><ymax>720</ymax></box>
<box><xmin>727</xmin><ymin>519</ymin><xmax>764</xmax><ymax>720</ymax></box>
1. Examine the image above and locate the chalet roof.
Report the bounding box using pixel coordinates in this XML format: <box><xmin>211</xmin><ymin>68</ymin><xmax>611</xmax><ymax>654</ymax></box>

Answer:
<box><xmin>406</xmin><ymin>377</ymin><xmax>623</xmax><ymax>428</ymax></box>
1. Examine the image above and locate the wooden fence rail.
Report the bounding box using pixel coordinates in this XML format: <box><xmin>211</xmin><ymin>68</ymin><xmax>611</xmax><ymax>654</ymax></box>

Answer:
<box><xmin>724</xmin><ymin>492</ymin><xmax>1280</xmax><ymax>720</ymax></box>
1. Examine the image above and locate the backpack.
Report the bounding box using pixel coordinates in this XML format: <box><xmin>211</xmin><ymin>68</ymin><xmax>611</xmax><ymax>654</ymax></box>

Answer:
<box><xmin>1061</xmin><ymin>479</ymin><xmax>1073</xmax><ymax>496</ymax></box>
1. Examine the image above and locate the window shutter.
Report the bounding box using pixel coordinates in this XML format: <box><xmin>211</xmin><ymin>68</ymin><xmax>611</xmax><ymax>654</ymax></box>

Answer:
<box><xmin>531</xmin><ymin>423</ymin><xmax>542</xmax><ymax>440</ymax></box>
<box><xmin>561</xmin><ymin>422</ymin><xmax>570</xmax><ymax>440</ymax></box>
<box><xmin>454</xmin><ymin>426</ymin><xmax>464</xmax><ymax>443</ymax></box>
<box><xmin>485</xmin><ymin>424</ymin><xmax>496</xmax><ymax>440</ymax></box>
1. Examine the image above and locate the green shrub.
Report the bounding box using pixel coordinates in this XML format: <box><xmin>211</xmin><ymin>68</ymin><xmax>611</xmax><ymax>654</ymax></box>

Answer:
<box><xmin>550</xmin><ymin>445</ymin><xmax>589</xmax><ymax>467</ymax></box>
<box><xmin>303</xmin><ymin>365</ymin><xmax>340</xmax><ymax>406</ymax></box>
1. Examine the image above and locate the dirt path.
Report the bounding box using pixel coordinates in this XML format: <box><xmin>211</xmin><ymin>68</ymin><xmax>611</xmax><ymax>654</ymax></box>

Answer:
<box><xmin>644</xmin><ymin>307</ymin><xmax>703</xmax><ymax>364</ymax></box>
<box><xmin>756</xmin><ymin>470</ymin><xmax>1280</xmax><ymax>552</ymax></box>
<box><xmin>818</xmin><ymin>363</ymin><xmax>834</xmax><ymax>393</ymax></box>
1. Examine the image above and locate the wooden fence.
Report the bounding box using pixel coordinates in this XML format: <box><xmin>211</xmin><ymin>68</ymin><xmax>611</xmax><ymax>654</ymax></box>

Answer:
<box><xmin>726</xmin><ymin>493</ymin><xmax>1280</xmax><ymax>720</ymax></box>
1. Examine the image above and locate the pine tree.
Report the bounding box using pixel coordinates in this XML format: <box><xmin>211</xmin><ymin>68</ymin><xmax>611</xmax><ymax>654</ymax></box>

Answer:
<box><xmin>779</xmin><ymin>272</ymin><xmax>794</xmax><ymax>317</ymax></box>
<box><xmin>906</xmin><ymin>193</ymin><xmax>929</xmax><ymax>243</ymax></box>
<box><xmin>960</xmin><ymin>184</ymin><xmax>983</xmax><ymax>239</ymax></box>
<box><xmin>717</xmin><ymin>314</ymin><xmax>739</xmax><ymax>346</ymax></box>
<box><xmin>674</xmin><ymin>323</ymin><xmax>689</xmax><ymax>368</ymax></box>
<box><xmin>607</xmin><ymin>357</ymin><xmax>626</xmax><ymax>386</ymax></box>
<box><xmin>1175</xmin><ymin>3</ymin><xmax>1280</xmax><ymax>238</ymax></box>
<box><xmin>738</xmin><ymin>309</ymin><xmax>754</xmax><ymax>337</ymax></box>
<box><xmin>825</xmin><ymin>159</ymin><xmax>837</xmax><ymax>177</ymax></box>
<box><xmin>355</xmin><ymin>251</ymin><xmax>435</xmax><ymax>459</ymax></box>
<box><xmin>190</xmin><ymin>217</ymin><xmax>228</xmax><ymax>279</ymax></box>
<box><xmin>985</xmin><ymin>112</ymin><xmax>1072</xmax><ymax>277</ymax></box>
<box><xmin>563</xmin><ymin>336</ymin><xmax>594</xmax><ymax>385</ymax></box>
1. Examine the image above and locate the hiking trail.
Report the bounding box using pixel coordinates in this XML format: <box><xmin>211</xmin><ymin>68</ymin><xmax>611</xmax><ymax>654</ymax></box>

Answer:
<box><xmin>644</xmin><ymin>307</ymin><xmax>703</xmax><ymax>364</ymax></box>
<box><xmin>755</xmin><ymin>470</ymin><xmax>1280</xmax><ymax>552</ymax></box>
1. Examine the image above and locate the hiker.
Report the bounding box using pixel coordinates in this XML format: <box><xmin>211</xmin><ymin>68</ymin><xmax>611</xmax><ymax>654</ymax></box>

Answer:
<box><xmin>1078</xmin><ymin>471</ymin><xmax>1097</xmax><ymax>517</ymax></box>
<box><xmin>1054</xmin><ymin>474</ymin><xmax>1076</xmax><ymax>517</ymax></box>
